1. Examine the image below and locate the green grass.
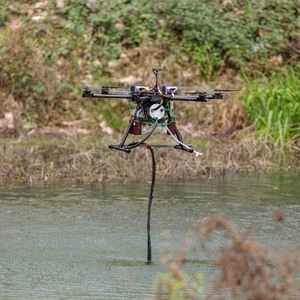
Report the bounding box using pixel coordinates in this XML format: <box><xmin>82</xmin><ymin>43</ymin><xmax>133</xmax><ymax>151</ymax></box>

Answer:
<box><xmin>241</xmin><ymin>66</ymin><xmax>300</xmax><ymax>146</ymax></box>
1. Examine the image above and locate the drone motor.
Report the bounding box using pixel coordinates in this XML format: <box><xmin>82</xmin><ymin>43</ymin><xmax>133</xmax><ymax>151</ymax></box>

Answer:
<box><xmin>130</xmin><ymin>85</ymin><xmax>146</xmax><ymax>93</ymax></box>
<box><xmin>160</xmin><ymin>85</ymin><xmax>178</xmax><ymax>95</ymax></box>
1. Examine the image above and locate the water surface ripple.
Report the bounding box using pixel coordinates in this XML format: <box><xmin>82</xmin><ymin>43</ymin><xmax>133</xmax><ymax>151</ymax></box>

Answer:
<box><xmin>0</xmin><ymin>173</ymin><xmax>299</xmax><ymax>299</ymax></box>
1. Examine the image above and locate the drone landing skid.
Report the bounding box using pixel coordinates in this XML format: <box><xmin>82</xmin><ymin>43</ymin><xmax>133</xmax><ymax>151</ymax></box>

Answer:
<box><xmin>108</xmin><ymin>120</ymin><xmax>193</xmax><ymax>154</ymax></box>
<box><xmin>109</xmin><ymin>143</ymin><xmax>193</xmax><ymax>153</ymax></box>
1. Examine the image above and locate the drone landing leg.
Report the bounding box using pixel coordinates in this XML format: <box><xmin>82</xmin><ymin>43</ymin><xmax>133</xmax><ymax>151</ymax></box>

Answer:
<box><xmin>147</xmin><ymin>146</ymin><xmax>156</xmax><ymax>264</ymax></box>
<box><xmin>109</xmin><ymin>119</ymin><xmax>133</xmax><ymax>153</ymax></box>
<box><xmin>174</xmin><ymin>126</ymin><xmax>194</xmax><ymax>153</ymax></box>
<box><xmin>175</xmin><ymin>126</ymin><xmax>183</xmax><ymax>142</ymax></box>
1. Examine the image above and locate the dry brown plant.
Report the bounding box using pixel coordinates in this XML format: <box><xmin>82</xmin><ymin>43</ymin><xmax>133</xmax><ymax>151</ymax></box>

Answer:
<box><xmin>0</xmin><ymin>131</ymin><xmax>298</xmax><ymax>187</ymax></box>
<box><xmin>177</xmin><ymin>215</ymin><xmax>300</xmax><ymax>300</ymax></box>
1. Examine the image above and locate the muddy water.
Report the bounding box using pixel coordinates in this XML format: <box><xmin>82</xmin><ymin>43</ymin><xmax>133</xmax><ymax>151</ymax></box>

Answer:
<box><xmin>0</xmin><ymin>173</ymin><xmax>299</xmax><ymax>299</ymax></box>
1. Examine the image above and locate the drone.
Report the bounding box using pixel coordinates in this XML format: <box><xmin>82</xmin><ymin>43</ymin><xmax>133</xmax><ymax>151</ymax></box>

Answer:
<box><xmin>82</xmin><ymin>67</ymin><xmax>238</xmax><ymax>263</ymax></box>
<box><xmin>82</xmin><ymin>68</ymin><xmax>236</xmax><ymax>155</ymax></box>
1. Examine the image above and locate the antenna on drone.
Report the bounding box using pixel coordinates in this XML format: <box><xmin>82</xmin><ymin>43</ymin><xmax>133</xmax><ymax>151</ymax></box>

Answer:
<box><xmin>152</xmin><ymin>67</ymin><xmax>162</xmax><ymax>87</ymax></box>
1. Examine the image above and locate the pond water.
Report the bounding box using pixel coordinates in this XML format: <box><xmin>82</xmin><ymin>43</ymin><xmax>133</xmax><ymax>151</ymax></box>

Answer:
<box><xmin>0</xmin><ymin>173</ymin><xmax>299</xmax><ymax>299</ymax></box>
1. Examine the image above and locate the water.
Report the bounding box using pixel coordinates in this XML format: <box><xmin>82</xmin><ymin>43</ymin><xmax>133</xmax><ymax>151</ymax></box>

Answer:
<box><xmin>0</xmin><ymin>173</ymin><xmax>299</xmax><ymax>299</ymax></box>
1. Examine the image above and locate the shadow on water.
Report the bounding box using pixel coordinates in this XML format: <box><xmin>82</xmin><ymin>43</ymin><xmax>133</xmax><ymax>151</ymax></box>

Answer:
<box><xmin>0</xmin><ymin>173</ymin><xmax>299</xmax><ymax>299</ymax></box>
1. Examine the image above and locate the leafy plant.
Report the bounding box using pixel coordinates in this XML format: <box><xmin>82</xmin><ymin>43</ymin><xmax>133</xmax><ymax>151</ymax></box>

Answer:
<box><xmin>241</xmin><ymin>66</ymin><xmax>300</xmax><ymax>145</ymax></box>
<box><xmin>1</xmin><ymin>0</ymin><xmax>300</xmax><ymax>136</ymax></box>
<box><xmin>0</xmin><ymin>29</ymin><xmax>73</xmax><ymax>128</ymax></box>
<box><xmin>155</xmin><ymin>231</ymin><xmax>204</xmax><ymax>299</ymax></box>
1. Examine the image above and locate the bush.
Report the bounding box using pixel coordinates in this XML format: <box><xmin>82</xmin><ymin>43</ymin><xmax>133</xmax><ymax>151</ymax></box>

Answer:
<box><xmin>3</xmin><ymin>0</ymin><xmax>299</xmax><ymax>80</ymax></box>
<box><xmin>1</xmin><ymin>0</ymin><xmax>300</xmax><ymax>133</ymax></box>
<box><xmin>156</xmin><ymin>215</ymin><xmax>300</xmax><ymax>299</ymax></box>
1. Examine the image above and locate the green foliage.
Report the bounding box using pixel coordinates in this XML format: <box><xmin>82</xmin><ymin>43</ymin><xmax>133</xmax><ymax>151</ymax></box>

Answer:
<box><xmin>8</xmin><ymin>0</ymin><xmax>297</xmax><ymax>80</ymax></box>
<box><xmin>0</xmin><ymin>0</ymin><xmax>9</xmax><ymax>26</ymax></box>
<box><xmin>84</xmin><ymin>98</ymin><xmax>129</xmax><ymax>129</ymax></box>
<box><xmin>0</xmin><ymin>28</ymin><xmax>75</xmax><ymax>128</ymax></box>
<box><xmin>1</xmin><ymin>0</ymin><xmax>300</xmax><ymax>136</ymax></box>
<box><xmin>156</xmin><ymin>267</ymin><xmax>204</xmax><ymax>300</ymax></box>
<box><xmin>154</xmin><ymin>231</ymin><xmax>204</xmax><ymax>300</ymax></box>
<box><xmin>241</xmin><ymin>66</ymin><xmax>300</xmax><ymax>145</ymax></box>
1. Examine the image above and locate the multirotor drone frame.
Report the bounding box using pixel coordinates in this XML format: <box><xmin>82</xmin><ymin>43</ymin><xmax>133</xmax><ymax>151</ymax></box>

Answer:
<box><xmin>82</xmin><ymin>67</ymin><xmax>238</xmax><ymax>263</ymax></box>
<box><xmin>82</xmin><ymin>68</ymin><xmax>225</xmax><ymax>154</ymax></box>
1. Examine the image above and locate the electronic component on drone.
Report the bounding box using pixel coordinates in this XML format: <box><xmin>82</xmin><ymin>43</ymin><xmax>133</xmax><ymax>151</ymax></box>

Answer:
<box><xmin>130</xmin><ymin>85</ymin><xmax>147</xmax><ymax>93</ymax></box>
<box><xmin>160</xmin><ymin>85</ymin><xmax>178</xmax><ymax>95</ymax></box>
<box><xmin>148</xmin><ymin>103</ymin><xmax>165</xmax><ymax>119</ymax></box>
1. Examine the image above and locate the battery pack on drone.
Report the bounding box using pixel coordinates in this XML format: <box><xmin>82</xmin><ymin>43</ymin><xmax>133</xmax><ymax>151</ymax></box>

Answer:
<box><xmin>131</xmin><ymin>119</ymin><xmax>142</xmax><ymax>135</ymax></box>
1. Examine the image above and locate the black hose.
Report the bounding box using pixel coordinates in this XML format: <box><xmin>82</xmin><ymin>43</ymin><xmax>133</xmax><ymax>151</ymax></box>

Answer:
<box><xmin>152</xmin><ymin>99</ymin><xmax>164</xmax><ymax>110</ymax></box>
<box><xmin>126</xmin><ymin>118</ymin><xmax>158</xmax><ymax>150</ymax></box>
<box><xmin>147</xmin><ymin>146</ymin><xmax>156</xmax><ymax>264</ymax></box>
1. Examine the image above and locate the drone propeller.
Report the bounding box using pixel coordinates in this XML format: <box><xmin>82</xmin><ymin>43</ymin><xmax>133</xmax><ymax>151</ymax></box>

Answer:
<box><xmin>187</xmin><ymin>89</ymin><xmax>240</xmax><ymax>95</ymax></box>
<box><xmin>81</xmin><ymin>84</ymin><xmax>124</xmax><ymax>91</ymax></box>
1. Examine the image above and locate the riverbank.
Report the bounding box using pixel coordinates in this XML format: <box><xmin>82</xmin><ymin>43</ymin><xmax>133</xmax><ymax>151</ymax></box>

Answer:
<box><xmin>1</xmin><ymin>128</ymin><xmax>299</xmax><ymax>187</ymax></box>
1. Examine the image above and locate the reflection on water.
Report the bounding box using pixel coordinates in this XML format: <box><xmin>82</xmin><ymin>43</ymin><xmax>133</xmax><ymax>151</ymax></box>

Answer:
<box><xmin>0</xmin><ymin>173</ymin><xmax>299</xmax><ymax>299</ymax></box>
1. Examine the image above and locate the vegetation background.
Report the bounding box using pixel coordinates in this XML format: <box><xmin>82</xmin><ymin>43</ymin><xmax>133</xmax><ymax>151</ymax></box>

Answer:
<box><xmin>0</xmin><ymin>0</ymin><xmax>300</xmax><ymax>184</ymax></box>
<box><xmin>1</xmin><ymin>2</ymin><xmax>300</xmax><ymax>298</ymax></box>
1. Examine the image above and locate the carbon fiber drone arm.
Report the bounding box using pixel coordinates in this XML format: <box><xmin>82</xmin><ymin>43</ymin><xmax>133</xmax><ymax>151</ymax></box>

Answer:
<box><xmin>171</xmin><ymin>93</ymin><xmax>223</xmax><ymax>102</ymax></box>
<box><xmin>82</xmin><ymin>90</ymin><xmax>130</xmax><ymax>99</ymax></box>
<box><xmin>82</xmin><ymin>90</ymin><xmax>154</xmax><ymax>102</ymax></box>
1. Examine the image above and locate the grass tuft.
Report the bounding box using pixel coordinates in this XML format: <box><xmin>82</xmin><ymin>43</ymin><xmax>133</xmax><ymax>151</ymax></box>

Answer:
<box><xmin>241</xmin><ymin>67</ymin><xmax>300</xmax><ymax>146</ymax></box>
